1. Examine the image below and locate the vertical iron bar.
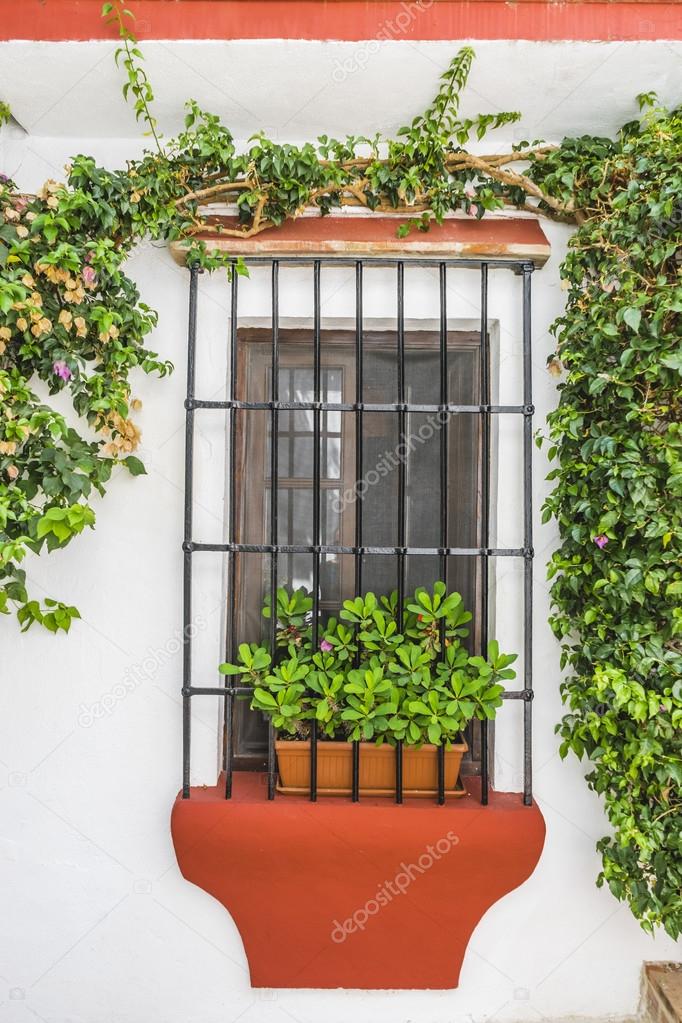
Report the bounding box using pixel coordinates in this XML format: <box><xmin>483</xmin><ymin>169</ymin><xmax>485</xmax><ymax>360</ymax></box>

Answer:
<box><xmin>354</xmin><ymin>261</ymin><xmax>364</xmax><ymax>599</ymax></box>
<box><xmin>268</xmin><ymin>261</ymin><xmax>279</xmax><ymax>800</ymax></box>
<box><xmin>522</xmin><ymin>265</ymin><xmax>534</xmax><ymax>806</ymax></box>
<box><xmin>397</xmin><ymin>262</ymin><xmax>406</xmax><ymax>632</ymax></box>
<box><xmin>438</xmin><ymin>262</ymin><xmax>448</xmax><ymax>806</ymax></box>
<box><xmin>437</xmin><ymin>745</ymin><xmax>445</xmax><ymax>806</ymax></box>
<box><xmin>182</xmin><ymin>265</ymin><xmax>199</xmax><ymax>799</ymax></box>
<box><xmin>310</xmin><ymin>260</ymin><xmax>321</xmax><ymax>802</ymax></box>
<box><xmin>480</xmin><ymin>264</ymin><xmax>490</xmax><ymax>806</ymax></box>
<box><xmin>224</xmin><ymin>267</ymin><xmax>239</xmax><ymax>798</ymax></box>
<box><xmin>353</xmin><ymin>262</ymin><xmax>363</xmax><ymax>804</ymax></box>
<box><xmin>439</xmin><ymin>262</ymin><xmax>448</xmax><ymax>601</ymax></box>
<box><xmin>352</xmin><ymin>740</ymin><xmax>360</xmax><ymax>802</ymax></box>
<box><xmin>395</xmin><ymin>739</ymin><xmax>403</xmax><ymax>804</ymax></box>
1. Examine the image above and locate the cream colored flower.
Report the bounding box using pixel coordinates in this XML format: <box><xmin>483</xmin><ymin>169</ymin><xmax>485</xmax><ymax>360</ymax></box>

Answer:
<box><xmin>46</xmin><ymin>266</ymin><xmax>69</xmax><ymax>285</ymax></box>
<box><xmin>16</xmin><ymin>317</ymin><xmax>27</xmax><ymax>332</ymax></box>
<box><xmin>31</xmin><ymin>317</ymin><xmax>52</xmax><ymax>337</ymax></box>
<box><xmin>74</xmin><ymin>316</ymin><xmax>87</xmax><ymax>338</ymax></box>
<box><xmin>6</xmin><ymin>464</ymin><xmax>18</xmax><ymax>481</ymax></box>
<box><xmin>0</xmin><ymin>440</ymin><xmax>17</xmax><ymax>455</ymax></box>
<box><xmin>98</xmin><ymin>411</ymin><xmax>142</xmax><ymax>455</ymax></box>
<box><xmin>0</xmin><ymin>327</ymin><xmax>11</xmax><ymax>341</ymax></box>
<box><xmin>21</xmin><ymin>274</ymin><xmax>35</xmax><ymax>287</ymax></box>
<box><xmin>65</xmin><ymin>284</ymin><xmax>85</xmax><ymax>304</ymax></box>
<box><xmin>38</xmin><ymin>179</ymin><xmax>62</xmax><ymax>200</ymax></box>
<box><xmin>15</xmin><ymin>225</ymin><xmax>29</xmax><ymax>238</ymax></box>
<box><xmin>58</xmin><ymin>309</ymin><xmax>73</xmax><ymax>329</ymax></box>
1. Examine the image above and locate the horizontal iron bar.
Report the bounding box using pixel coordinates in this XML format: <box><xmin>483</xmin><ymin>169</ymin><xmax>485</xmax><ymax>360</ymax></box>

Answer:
<box><xmin>187</xmin><ymin>398</ymin><xmax>533</xmax><ymax>415</ymax></box>
<box><xmin>187</xmin><ymin>686</ymin><xmax>531</xmax><ymax>699</ymax></box>
<box><xmin>186</xmin><ymin>686</ymin><xmax>254</xmax><ymax>696</ymax></box>
<box><xmin>189</xmin><ymin>683</ymin><xmax>535</xmax><ymax>699</ymax></box>
<box><xmin>212</xmin><ymin>256</ymin><xmax>535</xmax><ymax>272</ymax></box>
<box><xmin>185</xmin><ymin>541</ymin><xmax>532</xmax><ymax>557</ymax></box>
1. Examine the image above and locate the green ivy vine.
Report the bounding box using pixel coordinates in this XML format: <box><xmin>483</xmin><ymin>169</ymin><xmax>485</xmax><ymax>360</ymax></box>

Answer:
<box><xmin>0</xmin><ymin>0</ymin><xmax>679</xmax><ymax>938</ymax></box>
<box><xmin>537</xmin><ymin>99</ymin><xmax>682</xmax><ymax>939</ymax></box>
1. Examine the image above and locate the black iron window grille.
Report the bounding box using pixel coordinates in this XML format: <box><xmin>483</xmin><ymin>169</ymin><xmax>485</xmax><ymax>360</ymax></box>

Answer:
<box><xmin>181</xmin><ymin>256</ymin><xmax>535</xmax><ymax>807</ymax></box>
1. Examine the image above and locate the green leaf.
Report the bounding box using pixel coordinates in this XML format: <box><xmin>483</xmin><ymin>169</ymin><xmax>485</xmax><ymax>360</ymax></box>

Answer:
<box><xmin>123</xmin><ymin>456</ymin><xmax>147</xmax><ymax>477</ymax></box>
<box><xmin>622</xmin><ymin>307</ymin><xmax>641</xmax><ymax>333</ymax></box>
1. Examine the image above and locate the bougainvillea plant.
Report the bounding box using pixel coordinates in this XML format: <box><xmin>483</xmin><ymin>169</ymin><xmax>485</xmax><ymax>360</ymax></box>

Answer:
<box><xmin>0</xmin><ymin>0</ymin><xmax>679</xmax><ymax>936</ymax></box>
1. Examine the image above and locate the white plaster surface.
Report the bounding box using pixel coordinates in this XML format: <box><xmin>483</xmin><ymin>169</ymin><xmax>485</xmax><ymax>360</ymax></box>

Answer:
<box><xmin>1</xmin><ymin>39</ymin><xmax>679</xmax><ymax>1023</ymax></box>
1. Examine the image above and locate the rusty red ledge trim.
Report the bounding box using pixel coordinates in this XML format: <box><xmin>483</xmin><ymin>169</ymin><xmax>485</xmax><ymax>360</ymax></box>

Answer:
<box><xmin>169</xmin><ymin>216</ymin><xmax>552</xmax><ymax>266</ymax></box>
<box><xmin>0</xmin><ymin>1</ymin><xmax>680</xmax><ymax>42</ymax></box>
<box><xmin>171</xmin><ymin>774</ymin><xmax>546</xmax><ymax>990</ymax></box>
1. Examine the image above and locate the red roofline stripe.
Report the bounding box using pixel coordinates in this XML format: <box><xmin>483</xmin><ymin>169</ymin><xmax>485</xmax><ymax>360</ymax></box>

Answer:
<box><xmin>0</xmin><ymin>1</ymin><xmax>680</xmax><ymax>43</ymax></box>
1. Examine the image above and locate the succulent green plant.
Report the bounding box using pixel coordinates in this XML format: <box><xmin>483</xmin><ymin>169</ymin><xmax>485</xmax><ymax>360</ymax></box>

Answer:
<box><xmin>219</xmin><ymin>584</ymin><xmax>513</xmax><ymax>748</ymax></box>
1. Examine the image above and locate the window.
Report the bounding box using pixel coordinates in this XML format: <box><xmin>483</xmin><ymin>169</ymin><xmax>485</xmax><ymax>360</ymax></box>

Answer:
<box><xmin>182</xmin><ymin>257</ymin><xmax>535</xmax><ymax>806</ymax></box>
<box><xmin>231</xmin><ymin>328</ymin><xmax>484</xmax><ymax>769</ymax></box>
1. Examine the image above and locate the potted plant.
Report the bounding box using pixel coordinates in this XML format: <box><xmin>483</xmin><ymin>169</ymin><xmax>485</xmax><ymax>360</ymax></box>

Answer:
<box><xmin>219</xmin><ymin>583</ymin><xmax>517</xmax><ymax>797</ymax></box>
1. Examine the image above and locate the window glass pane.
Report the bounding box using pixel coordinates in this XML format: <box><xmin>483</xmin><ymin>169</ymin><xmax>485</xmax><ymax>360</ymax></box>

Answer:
<box><xmin>324</xmin><ymin>436</ymin><xmax>341</xmax><ymax>480</ymax></box>
<box><xmin>292</xmin><ymin>368</ymin><xmax>313</xmax><ymax>403</ymax></box>
<box><xmin>323</xmin><ymin>488</ymin><xmax>341</xmax><ymax>547</ymax></box>
<box><xmin>361</xmin><ymin>411</ymin><xmax>399</xmax><ymax>548</ymax></box>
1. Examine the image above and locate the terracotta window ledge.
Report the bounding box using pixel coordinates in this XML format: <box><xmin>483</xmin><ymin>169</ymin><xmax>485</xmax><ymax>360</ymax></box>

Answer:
<box><xmin>170</xmin><ymin>216</ymin><xmax>552</xmax><ymax>266</ymax></box>
<box><xmin>172</xmin><ymin>774</ymin><xmax>545</xmax><ymax>990</ymax></box>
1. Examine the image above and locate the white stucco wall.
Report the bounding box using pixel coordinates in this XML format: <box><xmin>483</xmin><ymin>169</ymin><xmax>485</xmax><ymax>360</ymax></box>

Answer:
<box><xmin>1</xmin><ymin>41</ymin><xmax>680</xmax><ymax>1022</ymax></box>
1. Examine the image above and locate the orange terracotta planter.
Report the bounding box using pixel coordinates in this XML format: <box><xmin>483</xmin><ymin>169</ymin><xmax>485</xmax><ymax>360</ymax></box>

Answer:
<box><xmin>275</xmin><ymin>738</ymin><xmax>468</xmax><ymax>797</ymax></box>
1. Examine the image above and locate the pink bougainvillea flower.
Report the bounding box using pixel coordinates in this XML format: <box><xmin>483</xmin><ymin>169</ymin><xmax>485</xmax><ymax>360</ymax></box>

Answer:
<box><xmin>593</xmin><ymin>534</ymin><xmax>609</xmax><ymax>549</ymax></box>
<box><xmin>82</xmin><ymin>266</ymin><xmax>97</xmax><ymax>286</ymax></box>
<box><xmin>468</xmin><ymin>203</ymin><xmax>479</xmax><ymax>218</ymax></box>
<box><xmin>320</xmin><ymin>639</ymin><xmax>333</xmax><ymax>652</ymax></box>
<box><xmin>53</xmin><ymin>360</ymin><xmax>72</xmax><ymax>381</ymax></box>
